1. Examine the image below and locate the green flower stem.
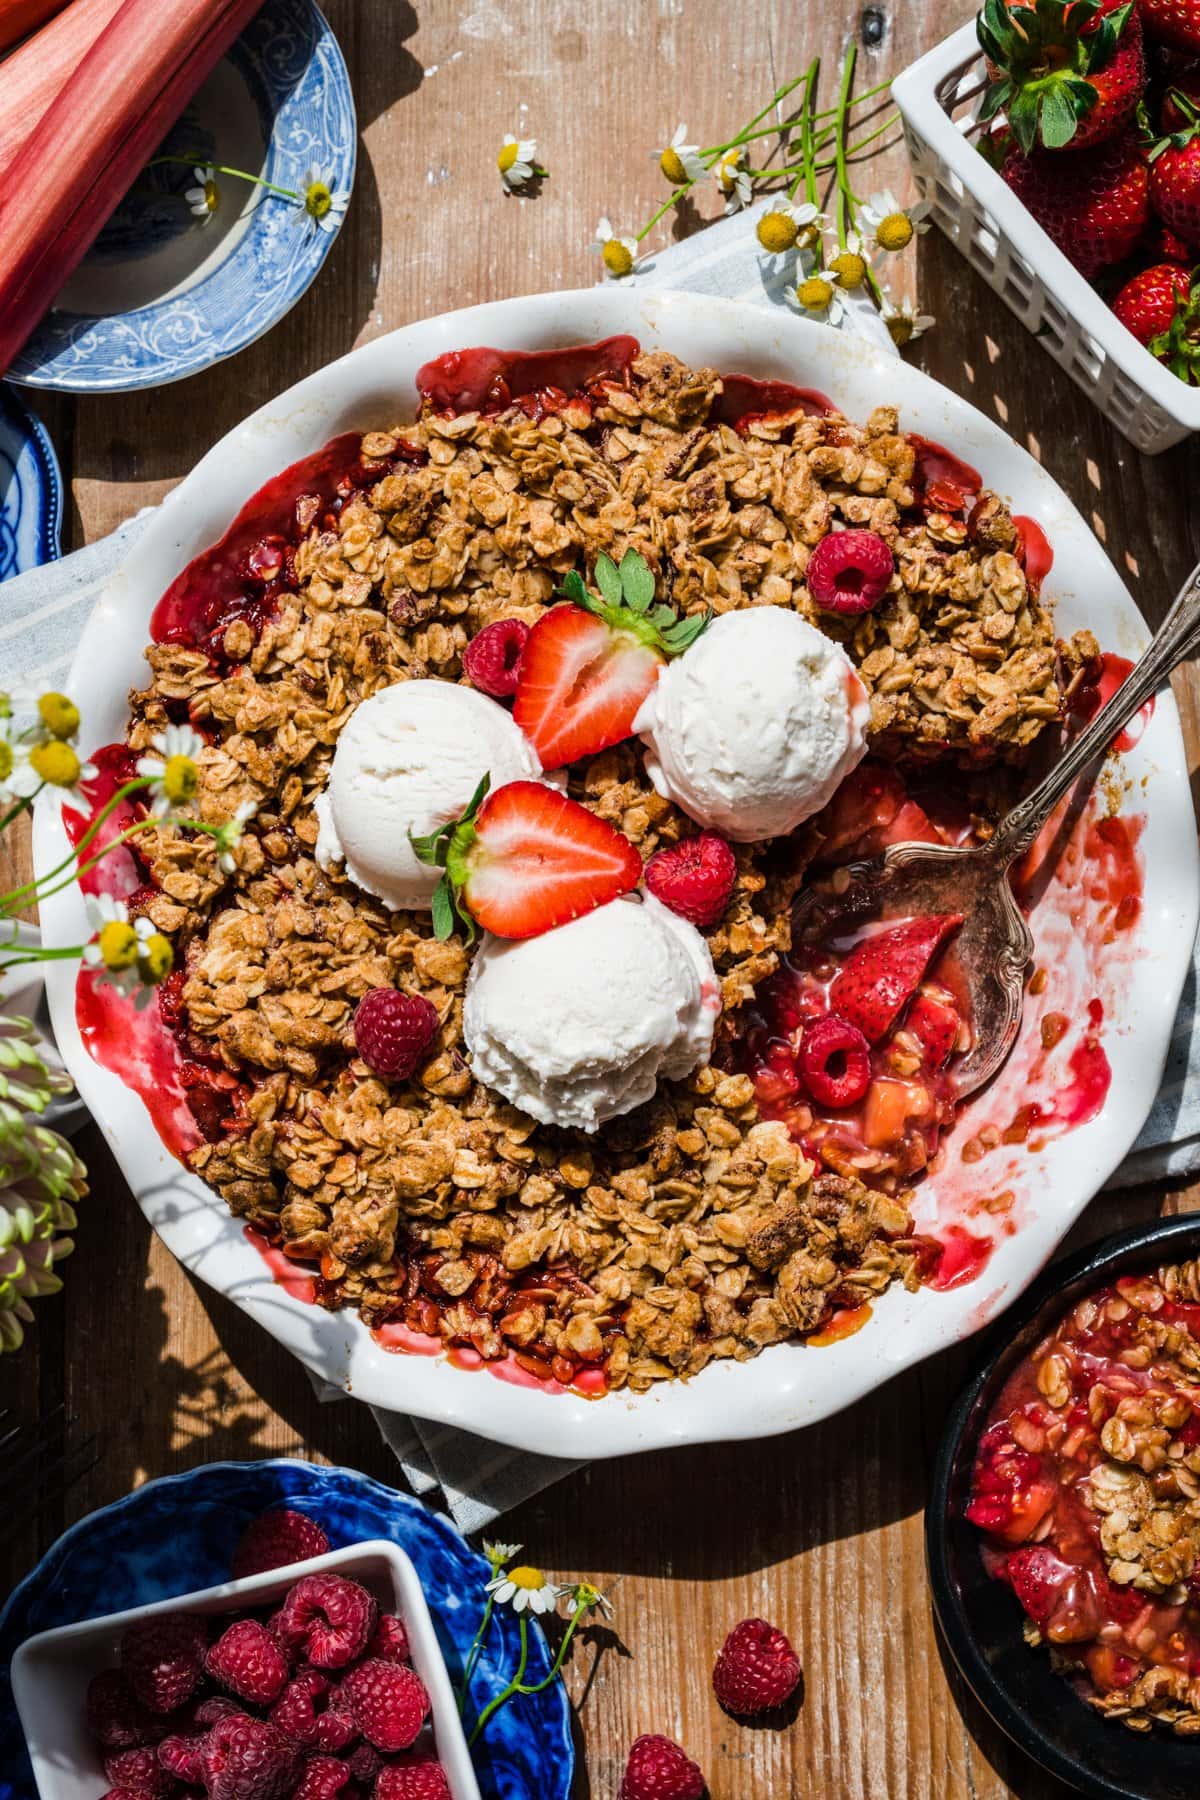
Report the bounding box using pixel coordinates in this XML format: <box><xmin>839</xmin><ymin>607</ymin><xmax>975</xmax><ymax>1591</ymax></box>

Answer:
<box><xmin>22</xmin><ymin>818</ymin><xmax>160</xmax><ymax>909</ymax></box>
<box><xmin>148</xmin><ymin>155</ymin><xmax>301</xmax><ymax>203</ymax></box>
<box><xmin>0</xmin><ymin>793</ymin><xmax>37</xmax><ymax>836</ymax></box>
<box><xmin>0</xmin><ymin>943</ymin><xmax>86</xmax><ymax>966</ymax></box>
<box><xmin>833</xmin><ymin>45</ymin><xmax>857</xmax><ymax>250</ymax></box>
<box><xmin>793</xmin><ymin>60</ymin><xmax>821</xmax><ymax>207</ymax></box>
<box><xmin>515</xmin><ymin>1601</ymin><xmax>587</xmax><ymax>1694</ymax></box>
<box><xmin>468</xmin><ymin>1613</ymin><xmax>530</xmax><ymax>1746</ymax></box>
<box><xmin>0</xmin><ymin>777</ymin><xmax>154</xmax><ymax>910</ymax></box>
<box><xmin>695</xmin><ymin>74</ymin><xmax>889</xmax><ymax>158</ymax></box>
<box><xmin>456</xmin><ymin>1593</ymin><xmax>496</xmax><ymax>1711</ymax></box>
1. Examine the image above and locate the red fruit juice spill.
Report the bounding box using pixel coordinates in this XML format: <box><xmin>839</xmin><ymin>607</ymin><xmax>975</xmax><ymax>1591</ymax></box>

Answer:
<box><xmin>1072</xmin><ymin>652</ymin><xmax>1155</xmax><ymax>754</ymax></box>
<box><xmin>415</xmin><ymin>335</ymin><xmax>640</xmax><ymax>417</ymax></box>
<box><xmin>69</xmin><ymin>748</ymin><xmax>201</xmax><ymax>1161</ymax></box>
<box><xmin>708</xmin><ymin>373</ymin><xmax>835</xmax><ymax>432</ymax></box>
<box><xmin>243</xmin><ymin>1228</ymin><xmax>318</xmax><ymax>1305</ymax></box>
<box><xmin>1013</xmin><ymin>515</ymin><xmax>1054</xmax><ymax>591</ymax></box>
<box><xmin>909</xmin><ymin>434</ymin><xmax>983</xmax><ymax>513</ymax></box>
<box><xmin>930</xmin><ymin>1224</ymin><xmax>995</xmax><ymax>1291</ymax></box>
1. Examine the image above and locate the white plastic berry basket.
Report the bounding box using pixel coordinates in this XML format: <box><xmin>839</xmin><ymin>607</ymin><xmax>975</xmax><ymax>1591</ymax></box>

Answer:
<box><xmin>892</xmin><ymin>21</ymin><xmax>1200</xmax><ymax>454</ymax></box>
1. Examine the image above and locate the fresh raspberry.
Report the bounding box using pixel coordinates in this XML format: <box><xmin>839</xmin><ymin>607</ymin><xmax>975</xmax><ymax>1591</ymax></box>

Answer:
<box><xmin>644</xmin><ymin>831</ymin><xmax>737</xmax><ymax>928</ymax></box>
<box><xmin>347</xmin><ymin>1740</ymin><xmax>382</xmax><ymax>1783</ymax></box>
<box><xmin>376</xmin><ymin>1758</ymin><xmax>452</xmax><ymax>1799</ymax></box>
<box><xmin>231</xmin><ymin>1508</ymin><xmax>331</xmax><ymax>1578</ymax></box>
<box><xmin>806</xmin><ymin>528</ymin><xmax>894</xmax><ymax>615</ymax></box>
<box><xmin>293</xmin><ymin>1755</ymin><xmax>353</xmax><ymax>1798</ymax></box>
<box><xmin>366</xmin><ymin>1613</ymin><xmax>411</xmax><ymax>1663</ymax></box>
<box><xmin>86</xmin><ymin>1670</ymin><xmax>159</xmax><ymax>1749</ymax></box>
<box><xmin>195</xmin><ymin>1695</ymin><xmax>243</xmax><ymax>1726</ymax></box>
<box><xmin>353</xmin><ymin>990</ymin><xmax>439</xmax><ymax>1082</ymax></box>
<box><xmin>797</xmin><ymin>1014</ymin><xmax>871</xmax><ymax>1108</ymax></box>
<box><xmin>120</xmin><ymin>1613</ymin><xmax>208</xmax><ymax>1714</ymax></box>
<box><xmin>206</xmin><ymin>1618</ymin><xmax>290</xmax><ymax>1705</ymax></box>
<box><xmin>314</xmin><ymin>1707</ymin><xmax>359</xmax><ymax>1754</ymax></box>
<box><xmin>340</xmin><ymin>1659</ymin><xmax>429</xmax><ymax>1752</ymax></box>
<box><xmin>618</xmin><ymin>1734</ymin><xmax>706</xmax><ymax>1800</ymax></box>
<box><xmin>279</xmin><ymin>1573</ymin><xmax>378</xmax><ymax>1670</ymax></box>
<box><xmin>101</xmin><ymin>1789</ymin><xmax>159</xmax><ymax>1799</ymax></box>
<box><xmin>712</xmin><ymin>1616</ymin><xmax>803</xmax><ymax>1716</ymax></box>
<box><xmin>270</xmin><ymin>1669</ymin><xmax>331</xmax><ymax>1747</ymax></box>
<box><xmin>102</xmin><ymin>1746</ymin><xmax>172</xmax><ymax>1796</ymax></box>
<box><xmin>201</xmin><ymin>1713</ymin><xmax>302</xmax><ymax>1800</ymax></box>
<box><xmin>157</xmin><ymin>1730</ymin><xmax>206</xmax><ymax>1785</ymax></box>
<box><xmin>462</xmin><ymin>617</ymin><xmax>530</xmax><ymax>698</ymax></box>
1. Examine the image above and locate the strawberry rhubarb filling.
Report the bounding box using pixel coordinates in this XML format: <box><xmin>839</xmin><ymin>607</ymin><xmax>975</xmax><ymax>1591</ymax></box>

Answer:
<box><xmin>966</xmin><ymin>1264</ymin><xmax>1200</xmax><ymax>1734</ymax></box>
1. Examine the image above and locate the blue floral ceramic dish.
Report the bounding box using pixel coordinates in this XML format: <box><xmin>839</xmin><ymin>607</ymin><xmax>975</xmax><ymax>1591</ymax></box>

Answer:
<box><xmin>0</xmin><ymin>1460</ymin><xmax>574</xmax><ymax>1799</ymax></box>
<box><xmin>7</xmin><ymin>0</ymin><xmax>355</xmax><ymax>394</ymax></box>
<box><xmin>0</xmin><ymin>387</ymin><xmax>62</xmax><ymax>579</ymax></box>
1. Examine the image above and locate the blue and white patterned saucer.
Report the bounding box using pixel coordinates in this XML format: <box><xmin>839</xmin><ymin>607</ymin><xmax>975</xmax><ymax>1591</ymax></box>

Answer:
<box><xmin>7</xmin><ymin>0</ymin><xmax>355</xmax><ymax>393</ymax></box>
<box><xmin>0</xmin><ymin>387</ymin><xmax>62</xmax><ymax>579</ymax></box>
<box><xmin>0</xmin><ymin>1460</ymin><xmax>574</xmax><ymax>1800</ymax></box>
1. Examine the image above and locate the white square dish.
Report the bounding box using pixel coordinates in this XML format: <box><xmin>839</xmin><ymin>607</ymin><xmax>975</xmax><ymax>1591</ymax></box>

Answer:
<box><xmin>9</xmin><ymin>1538</ymin><xmax>482</xmax><ymax>1800</ymax></box>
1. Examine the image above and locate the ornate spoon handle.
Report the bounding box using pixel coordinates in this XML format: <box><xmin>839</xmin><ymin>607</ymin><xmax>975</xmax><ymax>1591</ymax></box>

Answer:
<box><xmin>986</xmin><ymin>560</ymin><xmax>1200</xmax><ymax>870</ymax></box>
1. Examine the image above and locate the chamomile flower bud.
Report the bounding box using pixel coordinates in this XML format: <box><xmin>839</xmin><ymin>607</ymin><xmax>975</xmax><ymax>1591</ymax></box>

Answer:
<box><xmin>592</xmin><ymin>217</ymin><xmax>638</xmax><ymax>279</ymax></box>
<box><xmin>830</xmin><ymin>250</ymin><xmax>868</xmax><ymax>290</ymax></box>
<box><xmin>757</xmin><ymin>210</ymin><xmax>799</xmax><ymax>254</ymax></box>
<box><xmin>797</xmin><ymin>275</ymin><xmax>834</xmax><ymax>310</ymax></box>
<box><xmin>29</xmin><ymin>740</ymin><xmax>81</xmax><ymax>789</ymax></box>
<box><xmin>162</xmin><ymin>754</ymin><xmax>198</xmax><ymax>807</ymax></box>
<box><xmin>96</xmin><ymin>921</ymin><xmax>140</xmax><ymax>971</ymax></box>
<box><xmin>36</xmin><ymin>693</ymin><xmax>80</xmax><ymax>740</ymax></box>
<box><xmin>138</xmin><ymin>933</ymin><xmax>174</xmax><ymax>987</ymax></box>
<box><xmin>656</xmin><ymin>125</ymin><xmax>704</xmax><ymax>186</ymax></box>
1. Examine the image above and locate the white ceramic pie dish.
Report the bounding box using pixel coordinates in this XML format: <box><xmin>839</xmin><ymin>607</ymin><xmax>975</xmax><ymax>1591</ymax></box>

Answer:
<box><xmin>34</xmin><ymin>286</ymin><xmax>1200</xmax><ymax>1458</ymax></box>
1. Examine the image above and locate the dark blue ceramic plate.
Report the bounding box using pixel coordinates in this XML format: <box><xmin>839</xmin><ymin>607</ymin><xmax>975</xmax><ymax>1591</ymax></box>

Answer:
<box><xmin>0</xmin><ymin>1459</ymin><xmax>574</xmax><ymax>1799</ymax></box>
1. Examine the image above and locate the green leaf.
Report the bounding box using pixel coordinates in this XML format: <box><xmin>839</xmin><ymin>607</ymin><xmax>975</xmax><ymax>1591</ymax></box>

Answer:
<box><xmin>431</xmin><ymin>878</ymin><xmax>456</xmax><ymax>941</ymax></box>
<box><xmin>618</xmin><ymin>549</ymin><xmax>656</xmax><ymax>614</ymax></box>
<box><xmin>1039</xmin><ymin>84</ymin><xmax>1082</xmax><ymax>150</ymax></box>
<box><xmin>555</xmin><ymin>569</ymin><xmax>591</xmax><ymax>608</ymax></box>
<box><xmin>460</xmin><ymin>771</ymin><xmax>492</xmax><ymax>825</ymax></box>
<box><xmin>1007</xmin><ymin>91</ymin><xmax>1041</xmax><ymax>155</ymax></box>
<box><xmin>594</xmin><ymin>554</ymin><xmax>623</xmax><ymax>607</ymax></box>
<box><xmin>410</xmin><ymin>820</ymin><xmax>453</xmax><ymax>868</ymax></box>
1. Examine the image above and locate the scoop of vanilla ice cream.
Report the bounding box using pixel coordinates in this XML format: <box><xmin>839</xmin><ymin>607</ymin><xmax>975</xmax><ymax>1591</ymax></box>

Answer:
<box><xmin>315</xmin><ymin>681</ymin><xmax>544</xmax><ymax>912</ymax></box>
<box><xmin>633</xmin><ymin>606</ymin><xmax>870</xmax><ymax>842</ymax></box>
<box><xmin>463</xmin><ymin>894</ymin><xmax>722</xmax><ymax>1133</ymax></box>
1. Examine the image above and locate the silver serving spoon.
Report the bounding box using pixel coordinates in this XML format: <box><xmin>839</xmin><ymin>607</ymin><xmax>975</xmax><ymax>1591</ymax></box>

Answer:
<box><xmin>793</xmin><ymin>560</ymin><xmax>1200</xmax><ymax>1103</ymax></box>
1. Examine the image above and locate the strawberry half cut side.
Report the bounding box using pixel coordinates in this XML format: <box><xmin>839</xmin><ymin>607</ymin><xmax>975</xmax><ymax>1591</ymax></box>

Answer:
<box><xmin>411</xmin><ymin>776</ymin><xmax>642</xmax><ymax>940</ymax></box>
<box><xmin>828</xmin><ymin>913</ymin><xmax>964</xmax><ymax>1043</ymax></box>
<box><xmin>513</xmin><ymin>547</ymin><xmax>709</xmax><ymax>770</ymax></box>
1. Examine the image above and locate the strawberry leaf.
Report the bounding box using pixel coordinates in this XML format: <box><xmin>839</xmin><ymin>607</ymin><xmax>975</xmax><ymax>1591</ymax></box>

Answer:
<box><xmin>1041</xmin><ymin>82</ymin><xmax>1088</xmax><ymax>149</ymax></box>
<box><xmin>618</xmin><ymin>548</ymin><xmax>656</xmax><ymax>613</ymax></box>
<box><xmin>557</xmin><ymin>569</ymin><xmax>591</xmax><ymax>608</ymax></box>
<box><xmin>594</xmin><ymin>553</ymin><xmax>623</xmax><ymax>607</ymax></box>
<box><xmin>430</xmin><ymin>877</ymin><xmax>457</xmax><ymax>941</ymax></box>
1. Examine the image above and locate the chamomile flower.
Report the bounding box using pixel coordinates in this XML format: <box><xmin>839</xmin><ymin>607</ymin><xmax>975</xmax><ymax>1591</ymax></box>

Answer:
<box><xmin>792</xmin><ymin>273</ymin><xmax>849</xmax><ymax>325</ymax></box>
<box><xmin>880</xmin><ymin>290</ymin><xmax>936</xmax><ymax>347</ymax></box>
<box><xmin>860</xmin><ymin>189</ymin><xmax>932</xmax><ymax>254</ymax></box>
<box><xmin>486</xmin><ymin>1564</ymin><xmax>562</xmax><ymax>1616</ymax></box>
<box><xmin>185</xmin><ymin>166</ymin><xmax>220</xmax><ymax>222</ymax></box>
<box><xmin>22</xmin><ymin>737</ymin><xmax>97</xmax><ymax>813</ymax></box>
<box><xmin>563</xmin><ymin>1579</ymin><xmax>613</xmax><ymax>1619</ymax></box>
<box><xmin>0</xmin><ymin>712</ymin><xmax>31</xmax><ymax>808</ymax></box>
<box><xmin>592</xmin><ymin>217</ymin><xmax>639</xmax><ymax>280</ymax></box>
<box><xmin>36</xmin><ymin>693</ymin><xmax>81</xmax><ymax>741</ymax></box>
<box><xmin>656</xmin><ymin>124</ymin><xmax>705</xmax><ymax>186</ymax></box>
<box><xmin>136</xmin><ymin>724</ymin><xmax>205</xmax><ymax>818</ymax></box>
<box><xmin>497</xmin><ymin>135</ymin><xmax>543</xmax><ymax>190</ymax></box>
<box><xmin>294</xmin><ymin>166</ymin><xmax>349</xmax><ymax>233</ymax></box>
<box><xmin>82</xmin><ymin>896</ymin><xmax>166</xmax><ymax>1008</ymax></box>
<box><xmin>483</xmin><ymin>1540</ymin><xmax>523</xmax><ymax>1573</ymax></box>
<box><xmin>828</xmin><ymin>230</ymin><xmax>870</xmax><ymax>291</ymax></box>
<box><xmin>212</xmin><ymin>801</ymin><xmax>258</xmax><ymax>875</ymax></box>
<box><xmin>756</xmin><ymin>200</ymin><xmax>823</xmax><ymax>256</ymax></box>
<box><xmin>714</xmin><ymin>145</ymin><xmax>752</xmax><ymax>213</ymax></box>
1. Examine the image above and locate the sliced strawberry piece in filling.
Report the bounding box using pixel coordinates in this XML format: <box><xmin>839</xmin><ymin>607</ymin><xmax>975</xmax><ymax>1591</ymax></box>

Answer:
<box><xmin>828</xmin><ymin>913</ymin><xmax>964</xmax><ymax>1043</ymax></box>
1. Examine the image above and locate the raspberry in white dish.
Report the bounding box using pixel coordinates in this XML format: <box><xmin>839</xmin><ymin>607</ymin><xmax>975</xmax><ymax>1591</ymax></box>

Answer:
<box><xmin>633</xmin><ymin>607</ymin><xmax>870</xmax><ymax>841</ymax></box>
<box><xmin>463</xmin><ymin>893</ymin><xmax>721</xmax><ymax>1131</ymax></box>
<box><xmin>314</xmin><ymin>680</ymin><xmax>545</xmax><ymax>912</ymax></box>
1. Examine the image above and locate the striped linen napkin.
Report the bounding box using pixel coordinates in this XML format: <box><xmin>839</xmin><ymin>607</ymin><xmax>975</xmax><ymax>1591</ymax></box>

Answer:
<box><xmin>3</xmin><ymin>206</ymin><xmax>1196</xmax><ymax>1530</ymax></box>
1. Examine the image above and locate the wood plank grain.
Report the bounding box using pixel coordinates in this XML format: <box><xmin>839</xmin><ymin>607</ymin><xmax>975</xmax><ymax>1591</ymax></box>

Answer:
<box><xmin>4</xmin><ymin>1</ymin><xmax>1199</xmax><ymax>1795</ymax></box>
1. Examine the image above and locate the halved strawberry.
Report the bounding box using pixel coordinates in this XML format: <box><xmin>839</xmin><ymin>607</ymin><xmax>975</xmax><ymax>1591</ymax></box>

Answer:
<box><xmin>829</xmin><ymin>914</ymin><xmax>963</xmax><ymax>1043</ymax></box>
<box><xmin>412</xmin><ymin>777</ymin><xmax>641</xmax><ymax>940</ymax></box>
<box><xmin>906</xmin><ymin>989</ymin><xmax>963</xmax><ymax>1069</ymax></box>
<box><xmin>513</xmin><ymin>549</ymin><xmax>708</xmax><ymax>770</ymax></box>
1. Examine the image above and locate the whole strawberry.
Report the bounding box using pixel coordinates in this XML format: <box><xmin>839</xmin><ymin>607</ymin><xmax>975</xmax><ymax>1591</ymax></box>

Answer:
<box><xmin>644</xmin><ymin>832</ymin><xmax>737</xmax><ymax>927</ymax></box>
<box><xmin>712</xmin><ymin>1616</ymin><xmax>803</xmax><ymax>1717</ymax></box>
<box><xmin>1002</xmin><ymin>128</ymin><xmax>1150</xmax><ymax>275</ymax></box>
<box><xmin>1142</xmin><ymin>0</ymin><xmax>1200</xmax><ymax>51</ymax></box>
<box><xmin>1162</xmin><ymin>66</ymin><xmax>1200</xmax><ymax>130</ymax></box>
<box><xmin>618</xmin><ymin>1734</ymin><xmax>706</xmax><ymax>1800</ymax></box>
<box><xmin>1112</xmin><ymin>261</ymin><xmax>1195</xmax><ymax>340</ymax></box>
<box><xmin>978</xmin><ymin>0</ymin><xmax>1145</xmax><ymax>151</ymax></box>
<box><xmin>1150</xmin><ymin>99</ymin><xmax>1200</xmax><ymax>239</ymax></box>
<box><xmin>1146</xmin><ymin>272</ymin><xmax>1200</xmax><ymax>375</ymax></box>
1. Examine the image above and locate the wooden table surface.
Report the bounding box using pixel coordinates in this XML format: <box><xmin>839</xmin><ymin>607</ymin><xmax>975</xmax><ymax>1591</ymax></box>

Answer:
<box><xmin>6</xmin><ymin>1</ymin><xmax>1200</xmax><ymax>1794</ymax></box>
